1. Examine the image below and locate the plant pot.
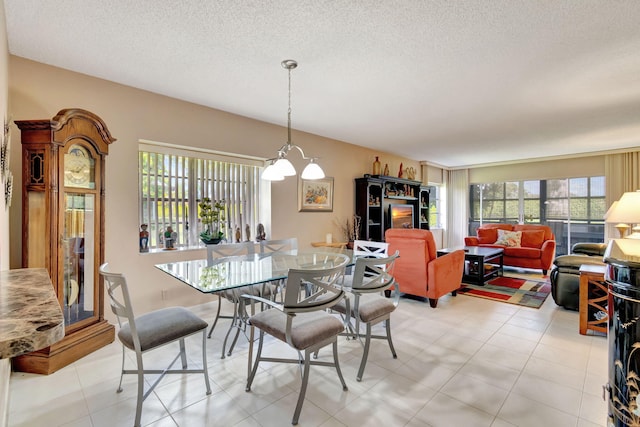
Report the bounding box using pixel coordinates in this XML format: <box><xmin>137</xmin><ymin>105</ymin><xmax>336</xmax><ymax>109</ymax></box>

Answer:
<box><xmin>201</xmin><ymin>237</ymin><xmax>222</xmax><ymax>245</ymax></box>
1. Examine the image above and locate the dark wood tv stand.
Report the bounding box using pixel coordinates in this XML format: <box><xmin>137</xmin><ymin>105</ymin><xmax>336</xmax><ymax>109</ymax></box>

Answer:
<box><xmin>355</xmin><ymin>175</ymin><xmax>429</xmax><ymax>241</ymax></box>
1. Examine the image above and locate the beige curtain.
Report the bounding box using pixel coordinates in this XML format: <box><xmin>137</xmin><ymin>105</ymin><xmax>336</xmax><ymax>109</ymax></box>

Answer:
<box><xmin>445</xmin><ymin>168</ymin><xmax>469</xmax><ymax>247</ymax></box>
<box><xmin>605</xmin><ymin>151</ymin><xmax>640</xmax><ymax>240</ymax></box>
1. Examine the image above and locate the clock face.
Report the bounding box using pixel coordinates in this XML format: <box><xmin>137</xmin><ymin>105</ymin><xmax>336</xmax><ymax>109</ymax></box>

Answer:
<box><xmin>64</xmin><ymin>145</ymin><xmax>94</xmax><ymax>188</ymax></box>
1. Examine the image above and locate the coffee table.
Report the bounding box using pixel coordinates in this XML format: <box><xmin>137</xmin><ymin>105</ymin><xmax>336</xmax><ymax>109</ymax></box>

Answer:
<box><xmin>437</xmin><ymin>246</ymin><xmax>504</xmax><ymax>285</ymax></box>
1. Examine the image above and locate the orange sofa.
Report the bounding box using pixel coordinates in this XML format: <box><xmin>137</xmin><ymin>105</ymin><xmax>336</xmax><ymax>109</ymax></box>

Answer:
<box><xmin>385</xmin><ymin>229</ymin><xmax>465</xmax><ymax>308</ymax></box>
<box><xmin>464</xmin><ymin>224</ymin><xmax>556</xmax><ymax>275</ymax></box>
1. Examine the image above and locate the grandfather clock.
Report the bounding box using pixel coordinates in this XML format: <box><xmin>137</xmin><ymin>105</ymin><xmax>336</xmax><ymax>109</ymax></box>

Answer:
<box><xmin>14</xmin><ymin>109</ymin><xmax>116</xmax><ymax>374</ymax></box>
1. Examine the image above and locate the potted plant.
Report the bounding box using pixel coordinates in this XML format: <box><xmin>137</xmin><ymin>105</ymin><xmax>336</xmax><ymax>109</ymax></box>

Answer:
<box><xmin>199</xmin><ymin>197</ymin><xmax>226</xmax><ymax>244</ymax></box>
<box><xmin>334</xmin><ymin>215</ymin><xmax>361</xmax><ymax>248</ymax></box>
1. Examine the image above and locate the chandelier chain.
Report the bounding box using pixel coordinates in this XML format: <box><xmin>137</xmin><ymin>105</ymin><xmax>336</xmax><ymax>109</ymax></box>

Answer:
<box><xmin>287</xmin><ymin>65</ymin><xmax>292</xmax><ymax>145</ymax></box>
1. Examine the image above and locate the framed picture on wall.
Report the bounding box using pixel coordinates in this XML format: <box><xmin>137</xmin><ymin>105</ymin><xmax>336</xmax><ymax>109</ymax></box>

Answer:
<box><xmin>298</xmin><ymin>177</ymin><xmax>334</xmax><ymax>212</ymax></box>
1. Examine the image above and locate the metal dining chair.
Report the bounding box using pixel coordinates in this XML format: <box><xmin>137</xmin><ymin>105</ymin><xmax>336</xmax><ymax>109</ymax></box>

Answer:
<box><xmin>331</xmin><ymin>251</ymin><xmax>400</xmax><ymax>381</ymax></box>
<box><xmin>342</xmin><ymin>239</ymin><xmax>389</xmax><ymax>287</ymax></box>
<box><xmin>258</xmin><ymin>237</ymin><xmax>298</xmax><ymax>300</ymax></box>
<box><xmin>206</xmin><ymin>242</ymin><xmax>256</xmax><ymax>339</ymax></box>
<box><xmin>259</xmin><ymin>237</ymin><xmax>298</xmax><ymax>254</ymax></box>
<box><xmin>205</xmin><ymin>241</ymin><xmax>262</xmax><ymax>358</ymax></box>
<box><xmin>99</xmin><ymin>263</ymin><xmax>211</xmax><ymax>427</ymax></box>
<box><xmin>353</xmin><ymin>239</ymin><xmax>389</xmax><ymax>257</ymax></box>
<box><xmin>243</xmin><ymin>254</ymin><xmax>350</xmax><ymax>425</ymax></box>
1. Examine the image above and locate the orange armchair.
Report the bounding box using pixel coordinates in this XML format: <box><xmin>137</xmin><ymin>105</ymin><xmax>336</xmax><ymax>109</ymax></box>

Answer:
<box><xmin>385</xmin><ymin>229</ymin><xmax>465</xmax><ymax>308</ymax></box>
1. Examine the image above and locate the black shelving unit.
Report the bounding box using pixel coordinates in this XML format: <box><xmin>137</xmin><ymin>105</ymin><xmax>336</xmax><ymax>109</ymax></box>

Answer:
<box><xmin>355</xmin><ymin>175</ymin><xmax>427</xmax><ymax>241</ymax></box>
<box><xmin>418</xmin><ymin>186</ymin><xmax>430</xmax><ymax>231</ymax></box>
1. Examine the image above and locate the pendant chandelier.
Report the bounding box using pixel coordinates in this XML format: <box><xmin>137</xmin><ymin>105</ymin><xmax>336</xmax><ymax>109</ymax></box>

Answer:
<box><xmin>261</xmin><ymin>59</ymin><xmax>325</xmax><ymax>181</ymax></box>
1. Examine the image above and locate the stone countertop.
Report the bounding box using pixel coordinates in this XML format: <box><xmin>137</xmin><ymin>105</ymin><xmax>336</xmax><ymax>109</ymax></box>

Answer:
<box><xmin>0</xmin><ymin>269</ymin><xmax>64</xmax><ymax>359</ymax></box>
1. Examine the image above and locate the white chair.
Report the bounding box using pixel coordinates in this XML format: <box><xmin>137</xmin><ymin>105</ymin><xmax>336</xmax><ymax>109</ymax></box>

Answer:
<box><xmin>99</xmin><ymin>263</ymin><xmax>211</xmax><ymax>427</ymax></box>
<box><xmin>243</xmin><ymin>254</ymin><xmax>350</xmax><ymax>425</ymax></box>
<box><xmin>353</xmin><ymin>239</ymin><xmax>388</xmax><ymax>257</ymax></box>
<box><xmin>342</xmin><ymin>239</ymin><xmax>389</xmax><ymax>287</ymax></box>
<box><xmin>331</xmin><ymin>251</ymin><xmax>400</xmax><ymax>381</ymax></box>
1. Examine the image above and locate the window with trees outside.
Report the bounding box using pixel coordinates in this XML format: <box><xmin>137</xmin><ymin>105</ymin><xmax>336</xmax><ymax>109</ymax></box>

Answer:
<box><xmin>425</xmin><ymin>185</ymin><xmax>442</xmax><ymax>228</ymax></box>
<box><xmin>469</xmin><ymin>177</ymin><xmax>605</xmax><ymax>256</ymax></box>
<box><xmin>138</xmin><ymin>142</ymin><xmax>265</xmax><ymax>250</ymax></box>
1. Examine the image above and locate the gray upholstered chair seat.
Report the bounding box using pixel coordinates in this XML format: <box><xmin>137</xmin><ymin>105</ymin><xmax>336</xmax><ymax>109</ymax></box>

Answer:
<box><xmin>333</xmin><ymin>293</ymin><xmax>395</xmax><ymax>323</ymax></box>
<box><xmin>221</xmin><ymin>283</ymin><xmax>278</xmax><ymax>301</ymax></box>
<box><xmin>249</xmin><ymin>309</ymin><xmax>344</xmax><ymax>351</ymax></box>
<box><xmin>118</xmin><ymin>307</ymin><xmax>208</xmax><ymax>352</ymax></box>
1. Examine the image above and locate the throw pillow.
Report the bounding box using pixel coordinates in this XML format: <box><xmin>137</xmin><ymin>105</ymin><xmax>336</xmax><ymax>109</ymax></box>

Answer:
<box><xmin>477</xmin><ymin>228</ymin><xmax>498</xmax><ymax>244</ymax></box>
<box><xmin>520</xmin><ymin>230</ymin><xmax>545</xmax><ymax>248</ymax></box>
<box><xmin>494</xmin><ymin>229</ymin><xmax>522</xmax><ymax>247</ymax></box>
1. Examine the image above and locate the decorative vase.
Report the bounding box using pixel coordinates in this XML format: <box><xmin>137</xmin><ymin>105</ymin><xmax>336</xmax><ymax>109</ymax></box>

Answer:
<box><xmin>372</xmin><ymin>156</ymin><xmax>381</xmax><ymax>175</ymax></box>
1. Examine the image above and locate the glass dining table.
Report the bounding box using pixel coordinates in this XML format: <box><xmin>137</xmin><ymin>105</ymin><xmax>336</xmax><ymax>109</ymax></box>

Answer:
<box><xmin>155</xmin><ymin>248</ymin><xmax>355</xmax><ymax>376</ymax></box>
<box><xmin>155</xmin><ymin>248</ymin><xmax>354</xmax><ymax>294</ymax></box>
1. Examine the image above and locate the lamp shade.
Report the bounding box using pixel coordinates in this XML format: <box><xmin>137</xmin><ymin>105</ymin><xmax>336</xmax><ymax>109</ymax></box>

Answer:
<box><xmin>301</xmin><ymin>161</ymin><xmax>325</xmax><ymax>180</ymax></box>
<box><xmin>273</xmin><ymin>158</ymin><xmax>296</xmax><ymax>176</ymax></box>
<box><xmin>604</xmin><ymin>201</ymin><xmax>618</xmax><ymax>220</ymax></box>
<box><xmin>261</xmin><ymin>163</ymin><xmax>285</xmax><ymax>181</ymax></box>
<box><xmin>605</xmin><ymin>191</ymin><xmax>640</xmax><ymax>224</ymax></box>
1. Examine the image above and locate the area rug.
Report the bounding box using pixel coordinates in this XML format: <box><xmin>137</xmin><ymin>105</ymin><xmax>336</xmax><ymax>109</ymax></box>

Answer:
<box><xmin>458</xmin><ymin>273</ymin><xmax>551</xmax><ymax>309</ymax></box>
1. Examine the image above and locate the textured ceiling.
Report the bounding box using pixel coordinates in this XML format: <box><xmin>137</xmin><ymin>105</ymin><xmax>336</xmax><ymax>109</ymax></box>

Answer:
<box><xmin>4</xmin><ymin>0</ymin><xmax>640</xmax><ymax>168</ymax></box>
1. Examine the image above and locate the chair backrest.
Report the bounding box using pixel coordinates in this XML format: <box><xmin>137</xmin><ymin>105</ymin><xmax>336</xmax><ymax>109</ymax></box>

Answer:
<box><xmin>384</xmin><ymin>229</ymin><xmax>433</xmax><ymax>290</ymax></box>
<box><xmin>571</xmin><ymin>242</ymin><xmax>607</xmax><ymax>257</ymax></box>
<box><xmin>385</xmin><ymin>228</ymin><xmax>437</xmax><ymax>262</ymax></box>
<box><xmin>351</xmin><ymin>251</ymin><xmax>399</xmax><ymax>293</ymax></box>
<box><xmin>513</xmin><ymin>224</ymin><xmax>554</xmax><ymax>241</ymax></box>
<box><xmin>353</xmin><ymin>240</ymin><xmax>388</xmax><ymax>258</ymax></box>
<box><xmin>282</xmin><ymin>253</ymin><xmax>349</xmax><ymax>313</ymax></box>
<box><xmin>207</xmin><ymin>241</ymin><xmax>256</xmax><ymax>265</ymax></box>
<box><xmin>99</xmin><ymin>263</ymin><xmax>141</xmax><ymax>348</ymax></box>
<box><xmin>259</xmin><ymin>238</ymin><xmax>298</xmax><ymax>254</ymax></box>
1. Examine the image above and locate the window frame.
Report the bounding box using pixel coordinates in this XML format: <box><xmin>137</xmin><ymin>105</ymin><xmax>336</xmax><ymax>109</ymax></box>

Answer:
<box><xmin>426</xmin><ymin>184</ymin><xmax>443</xmax><ymax>228</ymax></box>
<box><xmin>138</xmin><ymin>141</ymin><xmax>268</xmax><ymax>251</ymax></box>
<box><xmin>468</xmin><ymin>177</ymin><xmax>605</xmax><ymax>256</ymax></box>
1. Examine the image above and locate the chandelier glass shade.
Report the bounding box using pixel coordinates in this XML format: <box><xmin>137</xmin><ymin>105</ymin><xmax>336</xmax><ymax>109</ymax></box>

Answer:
<box><xmin>261</xmin><ymin>59</ymin><xmax>325</xmax><ymax>182</ymax></box>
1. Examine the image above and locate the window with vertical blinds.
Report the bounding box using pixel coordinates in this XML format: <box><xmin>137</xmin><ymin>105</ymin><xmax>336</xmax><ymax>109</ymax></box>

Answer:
<box><xmin>138</xmin><ymin>142</ymin><xmax>264</xmax><ymax>250</ymax></box>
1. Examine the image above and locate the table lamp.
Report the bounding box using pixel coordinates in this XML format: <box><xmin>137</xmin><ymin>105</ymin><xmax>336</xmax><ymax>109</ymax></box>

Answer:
<box><xmin>605</xmin><ymin>191</ymin><xmax>640</xmax><ymax>239</ymax></box>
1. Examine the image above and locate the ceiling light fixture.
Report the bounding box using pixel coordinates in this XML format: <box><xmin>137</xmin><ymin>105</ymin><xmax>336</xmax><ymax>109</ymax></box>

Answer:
<box><xmin>261</xmin><ymin>59</ymin><xmax>325</xmax><ymax>181</ymax></box>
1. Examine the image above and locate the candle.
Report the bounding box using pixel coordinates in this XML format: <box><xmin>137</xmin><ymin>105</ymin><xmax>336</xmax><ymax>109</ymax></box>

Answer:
<box><xmin>326</xmin><ymin>233</ymin><xmax>332</xmax><ymax>244</ymax></box>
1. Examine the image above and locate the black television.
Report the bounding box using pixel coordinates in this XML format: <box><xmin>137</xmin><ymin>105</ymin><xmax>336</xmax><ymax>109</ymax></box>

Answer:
<box><xmin>389</xmin><ymin>204</ymin><xmax>414</xmax><ymax>229</ymax></box>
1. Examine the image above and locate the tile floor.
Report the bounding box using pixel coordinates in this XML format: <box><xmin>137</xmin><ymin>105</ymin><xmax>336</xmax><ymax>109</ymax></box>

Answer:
<box><xmin>8</xmin><ymin>273</ymin><xmax>609</xmax><ymax>427</ymax></box>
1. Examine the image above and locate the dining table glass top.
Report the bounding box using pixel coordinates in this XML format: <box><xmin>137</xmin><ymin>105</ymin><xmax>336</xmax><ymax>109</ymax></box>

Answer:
<box><xmin>155</xmin><ymin>248</ymin><xmax>354</xmax><ymax>294</ymax></box>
